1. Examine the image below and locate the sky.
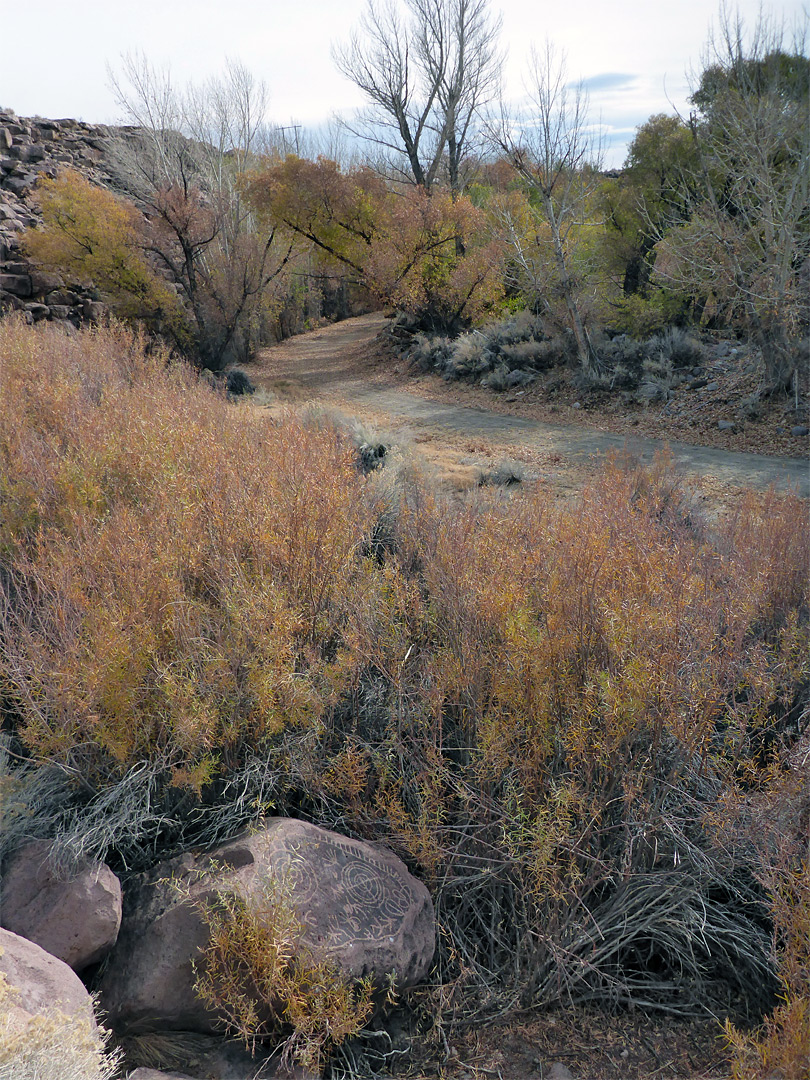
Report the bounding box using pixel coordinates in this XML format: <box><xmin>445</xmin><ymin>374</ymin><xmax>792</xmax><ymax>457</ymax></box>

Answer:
<box><xmin>1</xmin><ymin>0</ymin><xmax>806</xmax><ymax>167</ymax></box>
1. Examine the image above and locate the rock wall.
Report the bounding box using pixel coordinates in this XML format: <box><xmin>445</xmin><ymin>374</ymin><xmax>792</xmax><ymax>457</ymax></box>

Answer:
<box><xmin>0</xmin><ymin>109</ymin><xmax>120</xmax><ymax>328</ymax></box>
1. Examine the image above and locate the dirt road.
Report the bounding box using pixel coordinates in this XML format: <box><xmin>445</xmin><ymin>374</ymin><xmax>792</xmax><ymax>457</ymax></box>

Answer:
<box><xmin>251</xmin><ymin>313</ymin><xmax>809</xmax><ymax>499</ymax></box>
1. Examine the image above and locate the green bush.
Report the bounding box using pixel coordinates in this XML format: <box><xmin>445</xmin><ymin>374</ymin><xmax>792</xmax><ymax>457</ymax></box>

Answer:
<box><xmin>607</xmin><ymin>291</ymin><xmax>684</xmax><ymax>338</ymax></box>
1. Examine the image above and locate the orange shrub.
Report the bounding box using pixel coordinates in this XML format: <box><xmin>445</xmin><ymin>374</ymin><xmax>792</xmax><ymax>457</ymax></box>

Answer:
<box><xmin>0</xmin><ymin>316</ymin><xmax>375</xmax><ymax>788</ymax></box>
<box><xmin>1</xmin><ymin>317</ymin><xmax>808</xmax><ymax>1041</ymax></box>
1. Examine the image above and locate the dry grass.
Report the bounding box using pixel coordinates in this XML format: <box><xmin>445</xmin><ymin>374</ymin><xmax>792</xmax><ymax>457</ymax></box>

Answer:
<box><xmin>1</xmin><ymin>317</ymin><xmax>808</xmax><ymax>1069</ymax></box>
<box><xmin>0</xmin><ymin>975</ymin><xmax>121</xmax><ymax>1080</ymax></box>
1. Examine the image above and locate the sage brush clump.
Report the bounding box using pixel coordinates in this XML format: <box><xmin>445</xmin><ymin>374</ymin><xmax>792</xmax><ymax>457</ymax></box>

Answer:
<box><xmin>406</xmin><ymin>311</ymin><xmax>570</xmax><ymax>384</ymax></box>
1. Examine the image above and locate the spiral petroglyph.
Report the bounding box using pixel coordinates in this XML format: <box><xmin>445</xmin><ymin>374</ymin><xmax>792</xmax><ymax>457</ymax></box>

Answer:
<box><xmin>269</xmin><ymin>843</ymin><xmax>320</xmax><ymax>898</ymax></box>
<box><xmin>271</xmin><ymin>835</ymin><xmax>417</xmax><ymax>946</ymax></box>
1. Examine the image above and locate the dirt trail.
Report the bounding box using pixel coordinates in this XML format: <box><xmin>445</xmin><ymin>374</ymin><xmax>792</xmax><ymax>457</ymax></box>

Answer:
<box><xmin>251</xmin><ymin>313</ymin><xmax>809</xmax><ymax>500</ymax></box>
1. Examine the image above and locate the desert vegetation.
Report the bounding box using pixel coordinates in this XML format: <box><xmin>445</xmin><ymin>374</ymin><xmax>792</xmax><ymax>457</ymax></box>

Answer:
<box><xmin>1</xmin><ymin>1</ymin><xmax>809</xmax><ymax>1076</ymax></box>
<box><xmin>0</xmin><ymin>313</ymin><xmax>808</xmax><ymax>1075</ymax></box>
<box><xmin>6</xmin><ymin>4</ymin><xmax>804</xmax><ymax>407</ymax></box>
<box><xmin>0</xmin><ymin>974</ymin><xmax>121</xmax><ymax>1080</ymax></box>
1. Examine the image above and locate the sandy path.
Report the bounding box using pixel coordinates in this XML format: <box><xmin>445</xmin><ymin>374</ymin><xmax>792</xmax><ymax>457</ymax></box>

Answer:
<box><xmin>251</xmin><ymin>313</ymin><xmax>809</xmax><ymax>499</ymax></box>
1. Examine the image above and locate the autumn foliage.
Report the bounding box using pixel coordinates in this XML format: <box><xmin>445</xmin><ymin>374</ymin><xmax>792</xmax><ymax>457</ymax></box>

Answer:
<box><xmin>0</xmin><ymin>317</ymin><xmax>371</xmax><ymax>792</ymax></box>
<box><xmin>1</xmin><ymin>318</ymin><xmax>808</xmax><ymax>1066</ymax></box>
<box><xmin>243</xmin><ymin>156</ymin><xmax>504</xmax><ymax>331</ymax></box>
<box><xmin>22</xmin><ymin>169</ymin><xmax>184</xmax><ymax>334</ymax></box>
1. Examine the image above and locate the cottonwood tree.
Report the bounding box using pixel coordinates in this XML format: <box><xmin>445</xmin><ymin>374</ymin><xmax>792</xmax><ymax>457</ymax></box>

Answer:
<box><xmin>653</xmin><ymin>7</ymin><xmax>809</xmax><ymax>392</ymax></box>
<box><xmin>106</xmin><ymin>54</ymin><xmax>294</xmax><ymax>369</ymax></box>
<box><xmin>243</xmin><ymin>155</ymin><xmax>503</xmax><ymax>331</ymax></box>
<box><xmin>490</xmin><ymin>42</ymin><xmax>603</xmax><ymax>374</ymax></box>
<box><xmin>334</xmin><ymin>0</ymin><xmax>502</xmax><ymax>193</ymax></box>
<box><xmin>596</xmin><ymin>114</ymin><xmax>699</xmax><ymax>300</ymax></box>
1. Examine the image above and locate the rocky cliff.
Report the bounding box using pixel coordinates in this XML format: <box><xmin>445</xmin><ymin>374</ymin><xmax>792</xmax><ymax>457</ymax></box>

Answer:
<box><xmin>0</xmin><ymin>109</ymin><xmax>125</xmax><ymax>327</ymax></box>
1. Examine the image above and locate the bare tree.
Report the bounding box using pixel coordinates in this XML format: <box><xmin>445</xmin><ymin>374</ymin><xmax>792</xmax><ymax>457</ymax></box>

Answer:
<box><xmin>333</xmin><ymin>0</ymin><xmax>502</xmax><ymax>193</ymax></box>
<box><xmin>490</xmin><ymin>42</ymin><xmax>603</xmax><ymax>373</ymax></box>
<box><xmin>106</xmin><ymin>54</ymin><xmax>294</xmax><ymax>369</ymax></box>
<box><xmin>653</xmin><ymin>5</ymin><xmax>809</xmax><ymax>393</ymax></box>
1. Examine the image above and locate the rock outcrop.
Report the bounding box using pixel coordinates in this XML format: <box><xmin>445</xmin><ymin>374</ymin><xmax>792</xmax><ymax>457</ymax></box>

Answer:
<box><xmin>0</xmin><ymin>109</ymin><xmax>130</xmax><ymax>327</ymax></box>
<box><xmin>0</xmin><ymin>838</ymin><xmax>122</xmax><ymax>970</ymax></box>
<box><xmin>98</xmin><ymin>818</ymin><xmax>435</xmax><ymax>1034</ymax></box>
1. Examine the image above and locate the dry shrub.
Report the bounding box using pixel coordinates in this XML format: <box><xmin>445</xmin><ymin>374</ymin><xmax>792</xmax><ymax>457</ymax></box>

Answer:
<box><xmin>406</xmin><ymin>311</ymin><xmax>568</xmax><ymax>383</ymax></box>
<box><xmin>717</xmin><ymin>721</ymin><xmax>810</xmax><ymax>1078</ymax></box>
<box><xmin>723</xmin><ymin>863</ymin><xmax>809</xmax><ymax>1079</ymax></box>
<box><xmin>0</xmin><ymin>974</ymin><xmax>121</xmax><ymax>1080</ymax></box>
<box><xmin>2</xmin><ymin>317</ymin><xmax>808</xmax><ymax>1045</ymax></box>
<box><xmin>0</xmin><ymin>315</ymin><xmax>376</xmax><ymax>850</ymax></box>
<box><xmin>192</xmin><ymin>876</ymin><xmax>376</xmax><ymax>1072</ymax></box>
<box><xmin>332</xmin><ymin>452</ymin><xmax>808</xmax><ymax>1022</ymax></box>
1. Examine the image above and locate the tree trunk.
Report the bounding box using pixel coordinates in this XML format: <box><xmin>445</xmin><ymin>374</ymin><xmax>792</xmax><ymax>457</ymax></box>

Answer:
<box><xmin>755</xmin><ymin>325</ymin><xmax>798</xmax><ymax>396</ymax></box>
<box><xmin>544</xmin><ymin>193</ymin><xmax>594</xmax><ymax>374</ymax></box>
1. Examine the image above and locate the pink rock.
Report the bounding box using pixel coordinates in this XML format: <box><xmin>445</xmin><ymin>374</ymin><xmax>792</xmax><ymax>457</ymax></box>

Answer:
<box><xmin>1</xmin><ymin>839</ymin><xmax>122</xmax><ymax>970</ymax></box>
<box><xmin>0</xmin><ymin>926</ymin><xmax>95</xmax><ymax>1024</ymax></box>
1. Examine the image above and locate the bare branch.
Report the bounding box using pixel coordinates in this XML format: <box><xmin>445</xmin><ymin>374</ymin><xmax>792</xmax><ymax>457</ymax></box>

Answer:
<box><xmin>334</xmin><ymin>0</ymin><xmax>502</xmax><ymax>193</ymax></box>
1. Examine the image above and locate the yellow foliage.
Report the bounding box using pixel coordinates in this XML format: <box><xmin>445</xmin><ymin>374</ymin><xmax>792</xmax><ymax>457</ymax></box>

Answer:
<box><xmin>23</xmin><ymin>169</ymin><xmax>186</xmax><ymax>332</ymax></box>
<box><xmin>193</xmin><ymin>876</ymin><xmax>375</xmax><ymax>1070</ymax></box>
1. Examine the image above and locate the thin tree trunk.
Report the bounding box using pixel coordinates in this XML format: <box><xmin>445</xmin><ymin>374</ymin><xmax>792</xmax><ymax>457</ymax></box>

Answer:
<box><xmin>544</xmin><ymin>193</ymin><xmax>593</xmax><ymax>374</ymax></box>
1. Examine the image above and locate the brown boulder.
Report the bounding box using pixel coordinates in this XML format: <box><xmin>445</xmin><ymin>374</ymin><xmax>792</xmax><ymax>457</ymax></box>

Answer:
<box><xmin>0</xmin><ymin>926</ymin><xmax>96</xmax><ymax>1024</ymax></box>
<box><xmin>125</xmin><ymin>1045</ymin><xmax>319</xmax><ymax>1079</ymax></box>
<box><xmin>1</xmin><ymin>839</ymin><xmax>122</xmax><ymax>970</ymax></box>
<box><xmin>98</xmin><ymin>819</ymin><xmax>435</xmax><ymax>1034</ymax></box>
<box><xmin>23</xmin><ymin>301</ymin><xmax>49</xmax><ymax>321</ymax></box>
<box><xmin>118</xmin><ymin>1031</ymin><xmax>320</xmax><ymax>1079</ymax></box>
<box><xmin>96</xmin><ymin>856</ymin><xmax>216</xmax><ymax>1033</ymax></box>
<box><xmin>29</xmin><ymin>269</ymin><xmax>64</xmax><ymax>292</ymax></box>
<box><xmin>0</xmin><ymin>272</ymin><xmax>31</xmax><ymax>296</ymax></box>
<box><xmin>127</xmin><ymin>1058</ymin><xmax>317</xmax><ymax>1080</ymax></box>
<box><xmin>4</xmin><ymin>174</ymin><xmax>36</xmax><ymax>196</ymax></box>
<box><xmin>82</xmin><ymin>299</ymin><xmax>108</xmax><ymax>322</ymax></box>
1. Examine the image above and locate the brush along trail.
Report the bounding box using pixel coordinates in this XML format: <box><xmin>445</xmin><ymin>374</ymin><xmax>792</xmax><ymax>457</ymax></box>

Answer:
<box><xmin>250</xmin><ymin>312</ymin><xmax>809</xmax><ymax>503</ymax></box>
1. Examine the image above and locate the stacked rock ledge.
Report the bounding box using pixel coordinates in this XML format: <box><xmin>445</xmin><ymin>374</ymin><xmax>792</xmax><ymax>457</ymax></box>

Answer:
<box><xmin>0</xmin><ymin>109</ymin><xmax>120</xmax><ymax>328</ymax></box>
